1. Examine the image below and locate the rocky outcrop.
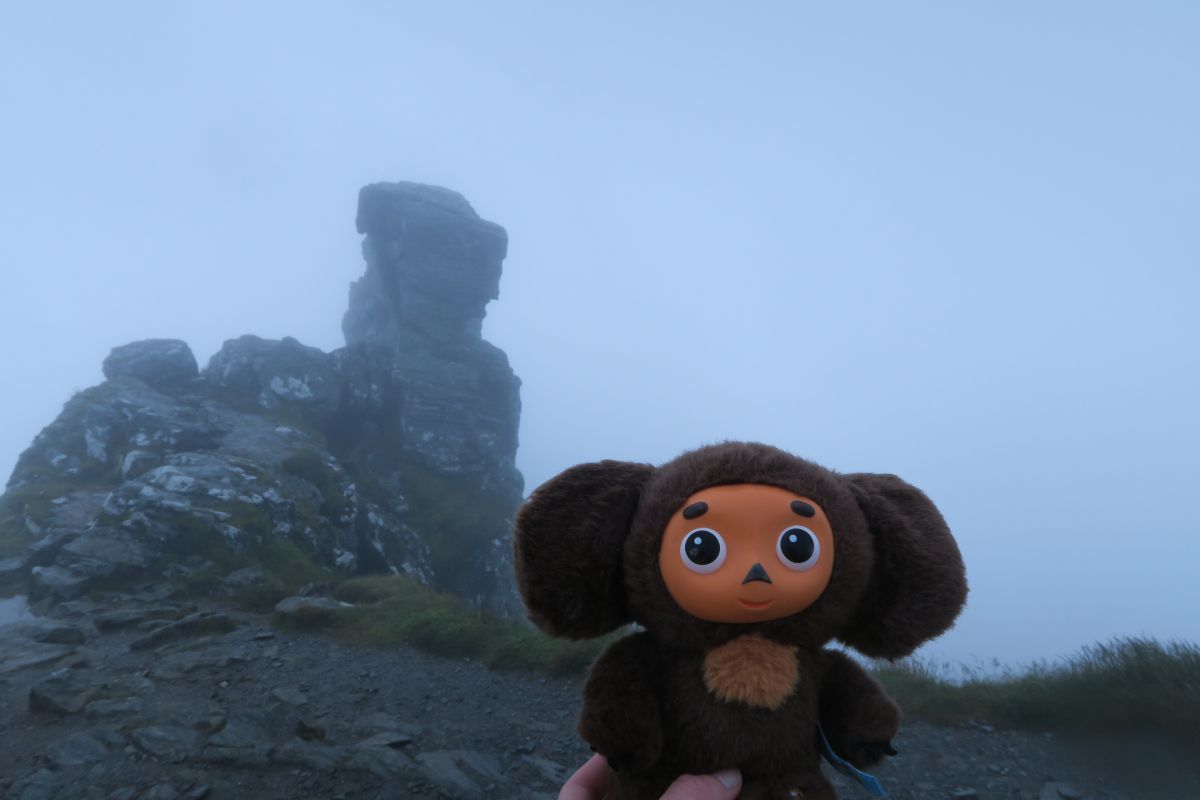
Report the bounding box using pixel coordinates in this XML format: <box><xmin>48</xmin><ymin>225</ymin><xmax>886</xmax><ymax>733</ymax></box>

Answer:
<box><xmin>343</xmin><ymin>183</ymin><xmax>522</xmax><ymax>503</ymax></box>
<box><xmin>205</xmin><ymin>335</ymin><xmax>341</xmax><ymax>426</ymax></box>
<box><xmin>0</xmin><ymin>182</ymin><xmax>523</xmax><ymax>614</ymax></box>
<box><xmin>102</xmin><ymin>340</ymin><xmax>199</xmax><ymax>390</ymax></box>
<box><xmin>346</xmin><ymin>182</ymin><xmax>508</xmax><ymax>347</ymax></box>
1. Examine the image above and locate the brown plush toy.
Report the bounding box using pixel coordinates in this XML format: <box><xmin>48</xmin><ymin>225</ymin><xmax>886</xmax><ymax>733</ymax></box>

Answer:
<box><xmin>513</xmin><ymin>442</ymin><xmax>968</xmax><ymax>800</ymax></box>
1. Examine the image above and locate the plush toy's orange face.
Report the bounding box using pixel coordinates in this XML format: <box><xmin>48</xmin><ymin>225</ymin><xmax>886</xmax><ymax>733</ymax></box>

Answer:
<box><xmin>658</xmin><ymin>483</ymin><xmax>836</xmax><ymax>624</ymax></box>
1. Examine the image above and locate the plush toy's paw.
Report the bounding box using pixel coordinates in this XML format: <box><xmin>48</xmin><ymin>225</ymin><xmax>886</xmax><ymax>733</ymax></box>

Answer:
<box><xmin>825</xmin><ymin>691</ymin><xmax>900</xmax><ymax>768</ymax></box>
<box><xmin>844</xmin><ymin>740</ymin><xmax>898</xmax><ymax>768</ymax></box>
<box><xmin>587</xmin><ymin>744</ymin><xmax>656</xmax><ymax>773</ymax></box>
<box><xmin>579</xmin><ymin>704</ymin><xmax>663</xmax><ymax>775</ymax></box>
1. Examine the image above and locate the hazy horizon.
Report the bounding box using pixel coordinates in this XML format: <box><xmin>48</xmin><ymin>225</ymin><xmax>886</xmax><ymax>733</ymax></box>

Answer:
<box><xmin>2</xmin><ymin>3</ymin><xmax>1197</xmax><ymax>670</ymax></box>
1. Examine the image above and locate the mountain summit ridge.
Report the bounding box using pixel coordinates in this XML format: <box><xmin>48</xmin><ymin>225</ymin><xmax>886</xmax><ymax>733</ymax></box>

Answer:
<box><xmin>0</xmin><ymin>182</ymin><xmax>524</xmax><ymax>614</ymax></box>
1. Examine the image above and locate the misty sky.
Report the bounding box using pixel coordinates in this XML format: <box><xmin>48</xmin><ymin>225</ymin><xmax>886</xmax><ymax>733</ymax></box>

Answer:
<box><xmin>2</xmin><ymin>3</ymin><xmax>1197</xmax><ymax>669</ymax></box>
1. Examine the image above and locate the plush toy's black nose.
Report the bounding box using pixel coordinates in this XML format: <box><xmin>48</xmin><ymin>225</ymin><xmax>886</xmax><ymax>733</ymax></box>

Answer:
<box><xmin>742</xmin><ymin>563</ymin><xmax>773</xmax><ymax>584</ymax></box>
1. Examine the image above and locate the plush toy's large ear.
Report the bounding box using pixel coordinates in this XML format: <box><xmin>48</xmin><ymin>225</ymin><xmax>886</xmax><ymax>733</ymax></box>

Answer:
<box><xmin>837</xmin><ymin>472</ymin><xmax>968</xmax><ymax>660</ymax></box>
<box><xmin>513</xmin><ymin>459</ymin><xmax>655</xmax><ymax>639</ymax></box>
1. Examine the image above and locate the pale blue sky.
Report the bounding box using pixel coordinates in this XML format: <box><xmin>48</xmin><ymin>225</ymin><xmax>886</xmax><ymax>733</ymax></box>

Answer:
<box><xmin>1</xmin><ymin>2</ymin><xmax>1197</xmax><ymax>667</ymax></box>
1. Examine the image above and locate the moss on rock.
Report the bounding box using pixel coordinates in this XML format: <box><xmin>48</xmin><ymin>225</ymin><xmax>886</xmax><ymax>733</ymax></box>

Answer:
<box><xmin>388</xmin><ymin>461</ymin><xmax>514</xmax><ymax>592</ymax></box>
<box><xmin>282</xmin><ymin>450</ymin><xmax>351</xmax><ymax>520</ymax></box>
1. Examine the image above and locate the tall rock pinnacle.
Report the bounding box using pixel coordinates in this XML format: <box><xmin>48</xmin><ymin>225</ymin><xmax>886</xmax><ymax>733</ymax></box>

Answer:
<box><xmin>345</xmin><ymin>182</ymin><xmax>508</xmax><ymax>347</ymax></box>
<box><xmin>341</xmin><ymin>182</ymin><xmax>523</xmax><ymax>506</ymax></box>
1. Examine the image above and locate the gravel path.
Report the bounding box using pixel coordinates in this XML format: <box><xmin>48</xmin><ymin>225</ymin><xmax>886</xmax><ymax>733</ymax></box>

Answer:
<box><xmin>0</xmin><ymin>592</ymin><xmax>1195</xmax><ymax>800</ymax></box>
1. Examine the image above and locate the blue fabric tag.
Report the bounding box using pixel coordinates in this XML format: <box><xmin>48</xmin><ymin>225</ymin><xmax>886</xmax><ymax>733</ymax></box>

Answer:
<box><xmin>816</xmin><ymin>723</ymin><xmax>887</xmax><ymax>798</ymax></box>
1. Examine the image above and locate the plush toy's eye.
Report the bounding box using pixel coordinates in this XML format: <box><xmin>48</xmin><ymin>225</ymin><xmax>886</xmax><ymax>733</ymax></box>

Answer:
<box><xmin>777</xmin><ymin>526</ymin><xmax>820</xmax><ymax>571</ymax></box>
<box><xmin>680</xmin><ymin>528</ymin><xmax>726</xmax><ymax>573</ymax></box>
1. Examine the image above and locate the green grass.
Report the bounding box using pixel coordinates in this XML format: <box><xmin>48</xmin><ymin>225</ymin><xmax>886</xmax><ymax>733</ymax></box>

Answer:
<box><xmin>875</xmin><ymin>637</ymin><xmax>1200</xmax><ymax>754</ymax></box>
<box><xmin>0</xmin><ymin>517</ymin><xmax>30</xmax><ymax>559</ymax></box>
<box><xmin>79</xmin><ymin>505</ymin><xmax>329</xmax><ymax>612</ymax></box>
<box><xmin>273</xmin><ymin>574</ymin><xmax>611</xmax><ymax>676</ymax></box>
<box><xmin>233</xmin><ymin>536</ymin><xmax>330</xmax><ymax>611</ymax></box>
<box><xmin>263</xmin><ymin>408</ymin><xmax>327</xmax><ymax>443</ymax></box>
<box><xmin>388</xmin><ymin>461</ymin><xmax>515</xmax><ymax>589</ymax></box>
<box><xmin>163</xmin><ymin>514</ymin><xmax>329</xmax><ymax>612</ymax></box>
<box><xmin>2</xmin><ymin>477</ymin><xmax>124</xmax><ymax>560</ymax></box>
<box><xmin>2</xmin><ymin>478</ymin><xmax>118</xmax><ymax>526</ymax></box>
<box><xmin>281</xmin><ymin>450</ymin><xmax>351</xmax><ymax>521</ymax></box>
<box><xmin>344</xmin><ymin>457</ymin><xmax>517</xmax><ymax>598</ymax></box>
<box><xmin>274</xmin><ymin>576</ymin><xmax>1200</xmax><ymax>755</ymax></box>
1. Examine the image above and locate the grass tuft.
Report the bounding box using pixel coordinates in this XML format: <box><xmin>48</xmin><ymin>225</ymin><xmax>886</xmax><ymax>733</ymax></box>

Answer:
<box><xmin>229</xmin><ymin>536</ymin><xmax>330</xmax><ymax>612</ymax></box>
<box><xmin>387</xmin><ymin>462</ymin><xmax>516</xmax><ymax>585</ymax></box>
<box><xmin>0</xmin><ymin>517</ymin><xmax>30</xmax><ymax>560</ymax></box>
<box><xmin>274</xmin><ymin>574</ymin><xmax>610</xmax><ymax>676</ymax></box>
<box><xmin>281</xmin><ymin>450</ymin><xmax>351</xmax><ymax>520</ymax></box>
<box><xmin>875</xmin><ymin>637</ymin><xmax>1200</xmax><ymax>754</ymax></box>
<box><xmin>131</xmin><ymin>509</ymin><xmax>329</xmax><ymax>612</ymax></box>
<box><xmin>272</xmin><ymin>573</ymin><xmax>1200</xmax><ymax>755</ymax></box>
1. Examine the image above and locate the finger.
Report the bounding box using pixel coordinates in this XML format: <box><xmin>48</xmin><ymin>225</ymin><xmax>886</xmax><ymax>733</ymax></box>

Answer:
<box><xmin>660</xmin><ymin>769</ymin><xmax>742</xmax><ymax>800</ymax></box>
<box><xmin>559</xmin><ymin>753</ymin><xmax>612</xmax><ymax>800</ymax></box>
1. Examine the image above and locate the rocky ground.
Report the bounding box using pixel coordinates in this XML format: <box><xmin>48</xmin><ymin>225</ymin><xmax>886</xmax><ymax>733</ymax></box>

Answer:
<box><xmin>1</xmin><ymin>590</ymin><xmax>1196</xmax><ymax>800</ymax></box>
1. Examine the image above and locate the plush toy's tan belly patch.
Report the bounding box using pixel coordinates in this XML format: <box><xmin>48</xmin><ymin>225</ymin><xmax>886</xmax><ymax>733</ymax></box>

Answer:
<box><xmin>702</xmin><ymin>634</ymin><xmax>799</xmax><ymax>710</ymax></box>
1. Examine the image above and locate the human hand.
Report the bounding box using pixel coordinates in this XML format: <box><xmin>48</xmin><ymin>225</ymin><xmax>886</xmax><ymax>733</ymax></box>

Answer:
<box><xmin>559</xmin><ymin>753</ymin><xmax>742</xmax><ymax>800</ymax></box>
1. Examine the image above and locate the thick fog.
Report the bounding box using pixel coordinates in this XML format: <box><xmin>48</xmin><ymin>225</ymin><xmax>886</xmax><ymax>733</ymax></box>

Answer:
<box><xmin>2</xmin><ymin>3</ymin><xmax>1196</xmax><ymax>669</ymax></box>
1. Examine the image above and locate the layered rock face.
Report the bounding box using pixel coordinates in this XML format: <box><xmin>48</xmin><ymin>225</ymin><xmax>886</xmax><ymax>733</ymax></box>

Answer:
<box><xmin>0</xmin><ymin>182</ymin><xmax>523</xmax><ymax>614</ymax></box>
<box><xmin>342</xmin><ymin>183</ymin><xmax>522</xmax><ymax>503</ymax></box>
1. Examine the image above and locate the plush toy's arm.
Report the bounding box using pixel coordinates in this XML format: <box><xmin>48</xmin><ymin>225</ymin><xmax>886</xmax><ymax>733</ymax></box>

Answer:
<box><xmin>579</xmin><ymin>630</ymin><xmax>664</xmax><ymax>773</ymax></box>
<box><xmin>817</xmin><ymin>649</ymin><xmax>900</xmax><ymax>769</ymax></box>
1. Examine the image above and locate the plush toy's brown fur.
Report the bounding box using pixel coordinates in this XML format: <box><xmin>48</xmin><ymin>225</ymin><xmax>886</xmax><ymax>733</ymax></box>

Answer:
<box><xmin>702</xmin><ymin>635</ymin><xmax>798</xmax><ymax>710</ymax></box>
<box><xmin>513</xmin><ymin>442</ymin><xmax>967</xmax><ymax>799</ymax></box>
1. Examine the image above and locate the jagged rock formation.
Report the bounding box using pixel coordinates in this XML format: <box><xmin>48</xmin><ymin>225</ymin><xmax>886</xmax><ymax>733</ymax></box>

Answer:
<box><xmin>341</xmin><ymin>182</ymin><xmax>522</xmax><ymax>503</ymax></box>
<box><xmin>0</xmin><ymin>182</ymin><xmax>523</xmax><ymax>614</ymax></box>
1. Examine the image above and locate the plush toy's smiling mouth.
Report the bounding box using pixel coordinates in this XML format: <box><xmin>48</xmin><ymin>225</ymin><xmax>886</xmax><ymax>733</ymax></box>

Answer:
<box><xmin>738</xmin><ymin>598</ymin><xmax>774</xmax><ymax>610</ymax></box>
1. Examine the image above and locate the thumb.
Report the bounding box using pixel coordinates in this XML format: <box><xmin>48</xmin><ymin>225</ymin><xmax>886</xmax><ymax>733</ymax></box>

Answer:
<box><xmin>660</xmin><ymin>768</ymin><xmax>742</xmax><ymax>800</ymax></box>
